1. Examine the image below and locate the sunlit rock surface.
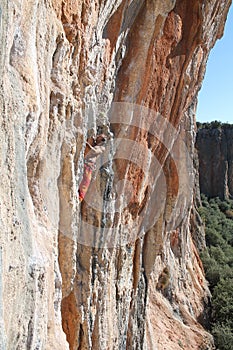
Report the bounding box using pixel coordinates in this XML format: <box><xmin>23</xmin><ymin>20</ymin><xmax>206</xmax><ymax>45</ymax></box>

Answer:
<box><xmin>0</xmin><ymin>0</ymin><xmax>231</xmax><ymax>349</ymax></box>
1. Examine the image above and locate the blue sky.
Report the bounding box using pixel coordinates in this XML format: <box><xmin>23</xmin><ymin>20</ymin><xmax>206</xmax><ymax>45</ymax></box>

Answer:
<box><xmin>196</xmin><ymin>5</ymin><xmax>233</xmax><ymax>123</ymax></box>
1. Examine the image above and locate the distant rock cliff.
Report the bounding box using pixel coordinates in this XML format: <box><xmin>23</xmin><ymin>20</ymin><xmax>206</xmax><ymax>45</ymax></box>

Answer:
<box><xmin>0</xmin><ymin>1</ymin><xmax>232</xmax><ymax>349</ymax></box>
<box><xmin>196</xmin><ymin>125</ymin><xmax>233</xmax><ymax>200</ymax></box>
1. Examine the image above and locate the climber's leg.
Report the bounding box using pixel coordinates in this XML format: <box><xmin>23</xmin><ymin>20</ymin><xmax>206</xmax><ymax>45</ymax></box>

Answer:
<box><xmin>78</xmin><ymin>163</ymin><xmax>94</xmax><ymax>202</ymax></box>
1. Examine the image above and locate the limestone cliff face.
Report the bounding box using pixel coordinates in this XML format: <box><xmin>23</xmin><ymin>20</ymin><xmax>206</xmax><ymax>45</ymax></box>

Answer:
<box><xmin>196</xmin><ymin>126</ymin><xmax>233</xmax><ymax>200</ymax></box>
<box><xmin>0</xmin><ymin>1</ymin><xmax>231</xmax><ymax>349</ymax></box>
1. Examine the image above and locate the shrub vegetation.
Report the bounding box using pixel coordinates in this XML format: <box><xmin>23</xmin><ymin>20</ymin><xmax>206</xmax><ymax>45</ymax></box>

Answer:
<box><xmin>196</xmin><ymin>120</ymin><xmax>233</xmax><ymax>130</ymax></box>
<box><xmin>198</xmin><ymin>195</ymin><xmax>233</xmax><ymax>349</ymax></box>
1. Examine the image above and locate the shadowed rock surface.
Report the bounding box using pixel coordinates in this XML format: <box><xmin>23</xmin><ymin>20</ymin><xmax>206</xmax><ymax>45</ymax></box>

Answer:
<box><xmin>196</xmin><ymin>125</ymin><xmax>233</xmax><ymax>200</ymax></box>
<box><xmin>0</xmin><ymin>0</ymin><xmax>232</xmax><ymax>349</ymax></box>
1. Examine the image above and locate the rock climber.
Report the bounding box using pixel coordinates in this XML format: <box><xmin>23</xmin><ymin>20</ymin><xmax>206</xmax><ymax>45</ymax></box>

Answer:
<box><xmin>157</xmin><ymin>266</ymin><xmax>170</xmax><ymax>291</ymax></box>
<box><xmin>78</xmin><ymin>134</ymin><xmax>107</xmax><ymax>202</ymax></box>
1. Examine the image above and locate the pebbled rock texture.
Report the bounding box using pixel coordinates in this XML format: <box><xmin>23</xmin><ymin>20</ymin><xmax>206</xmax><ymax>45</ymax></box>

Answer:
<box><xmin>196</xmin><ymin>126</ymin><xmax>233</xmax><ymax>200</ymax></box>
<box><xmin>0</xmin><ymin>0</ymin><xmax>231</xmax><ymax>349</ymax></box>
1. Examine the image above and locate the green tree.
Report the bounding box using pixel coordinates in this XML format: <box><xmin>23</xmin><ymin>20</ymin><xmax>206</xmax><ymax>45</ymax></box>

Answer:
<box><xmin>212</xmin><ymin>323</ymin><xmax>233</xmax><ymax>350</ymax></box>
<box><xmin>198</xmin><ymin>197</ymin><xmax>233</xmax><ymax>349</ymax></box>
<box><xmin>212</xmin><ymin>278</ymin><xmax>233</xmax><ymax>327</ymax></box>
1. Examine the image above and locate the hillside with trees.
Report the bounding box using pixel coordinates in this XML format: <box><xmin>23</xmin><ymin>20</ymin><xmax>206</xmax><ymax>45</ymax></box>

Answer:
<box><xmin>198</xmin><ymin>195</ymin><xmax>233</xmax><ymax>349</ymax></box>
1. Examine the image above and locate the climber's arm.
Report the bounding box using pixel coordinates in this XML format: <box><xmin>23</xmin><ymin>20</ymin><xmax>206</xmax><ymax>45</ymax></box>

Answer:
<box><xmin>86</xmin><ymin>141</ymin><xmax>96</xmax><ymax>151</ymax></box>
